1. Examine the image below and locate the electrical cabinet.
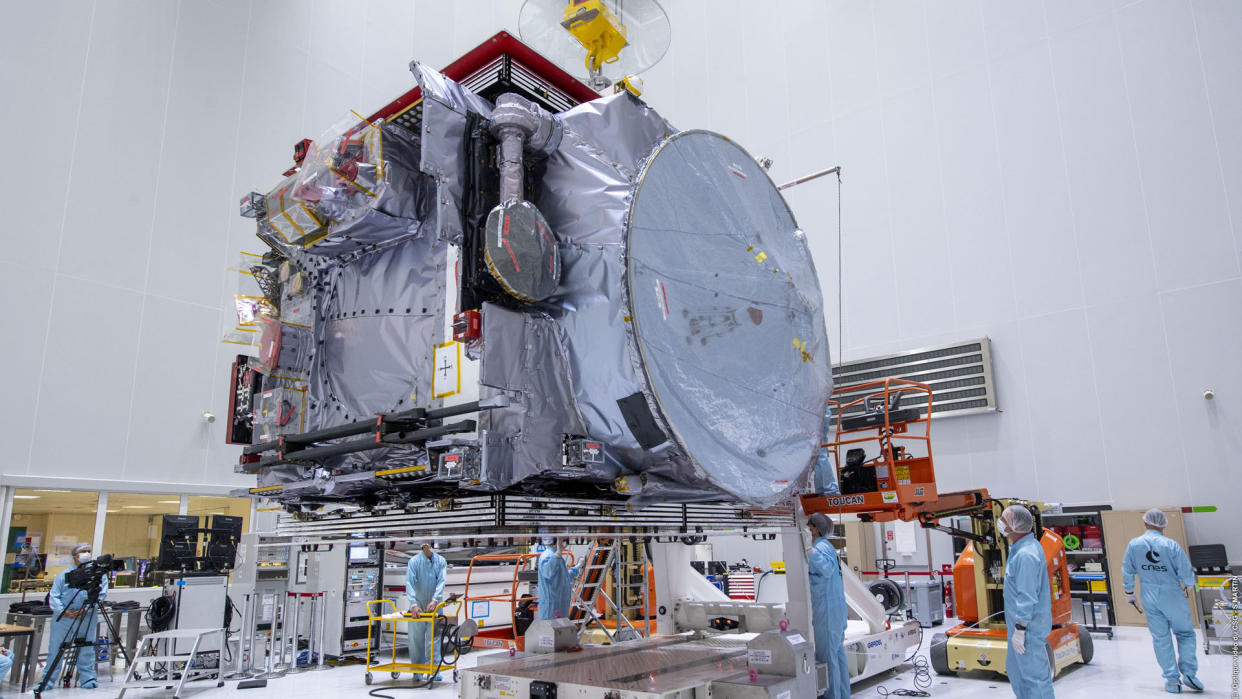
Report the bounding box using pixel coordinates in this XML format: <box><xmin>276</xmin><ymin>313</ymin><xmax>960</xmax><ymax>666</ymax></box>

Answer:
<box><xmin>288</xmin><ymin>544</ymin><xmax>383</xmax><ymax>656</ymax></box>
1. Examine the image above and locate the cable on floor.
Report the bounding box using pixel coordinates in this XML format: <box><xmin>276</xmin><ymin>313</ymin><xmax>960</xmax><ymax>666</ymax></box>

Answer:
<box><xmin>874</xmin><ymin>623</ymin><xmax>932</xmax><ymax>696</ymax></box>
<box><xmin>875</xmin><ymin>654</ymin><xmax>932</xmax><ymax>696</ymax></box>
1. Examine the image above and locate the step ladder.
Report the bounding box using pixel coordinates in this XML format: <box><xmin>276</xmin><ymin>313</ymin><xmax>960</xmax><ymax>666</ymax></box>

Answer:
<box><xmin>612</xmin><ymin>539</ymin><xmax>651</xmax><ymax>640</ymax></box>
<box><xmin>118</xmin><ymin>628</ymin><xmax>225</xmax><ymax>699</ymax></box>
<box><xmin>569</xmin><ymin>539</ymin><xmax>650</xmax><ymax>642</ymax></box>
<box><xmin>569</xmin><ymin>539</ymin><xmax>613</xmax><ymax>638</ymax></box>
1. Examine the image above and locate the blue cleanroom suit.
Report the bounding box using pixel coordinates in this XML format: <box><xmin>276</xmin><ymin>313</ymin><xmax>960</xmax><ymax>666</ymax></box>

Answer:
<box><xmin>1122</xmin><ymin>529</ymin><xmax>1199</xmax><ymax>688</ymax></box>
<box><xmin>809</xmin><ymin>535</ymin><xmax>849</xmax><ymax>699</ymax></box>
<box><xmin>0</xmin><ymin>647</ymin><xmax>13</xmax><ymax>683</ymax></box>
<box><xmin>1004</xmin><ymin>532</ymin><xmax>1054</xmax><ymax>698</ymax></box>
<box><xmin>405</xmin><ymin>550</ymin><xmax>446</xmax><ymax>676</ymax></box>
<box><xmin>536</xmin><ymin>548</ymin><xmax>582</xmax><ymax>620</ymax></box>
<box><xmin>41</xmin><ymin>565</ymin><xmax>107</xmax><ymax>688</ymax></box>
<box><xmin>813</xmin><ymin>412</ymin><xmax>840</xmax><ymax>495</ymax></box>
<box><xmin>813</xmin><ymin>447</ymin><xmax>841</xmax><ymax>496</ymax></box>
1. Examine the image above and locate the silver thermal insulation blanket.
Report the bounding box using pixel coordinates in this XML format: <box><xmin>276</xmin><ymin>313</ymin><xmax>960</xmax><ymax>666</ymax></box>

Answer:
<box><xmin>449</xmin><ymin>83</ymin><xmax>834</xmax><ymax>506</ymax></box>
<box><xmin>254</xmin><ymin>125</ymin><xmax>445</xmax><ymax>486</ymax></box>
<box><xmin>298</xmin><ymin>122</ymin><xmax>437</xmax><ymax>256</ymax></box>
<box><xmin>413</xmin><ymin>61</ymin><xmax>494</xmax><ymax>245</ymax></box>
<box><xmin>262</xmin><ymin>121</ymin><xmax>434</xmax><ymax>257</ymax></box>
<box><xmin>307</xmin><ymin>238</ymin><xmax>447</xmax><ymax>429</ymax></box>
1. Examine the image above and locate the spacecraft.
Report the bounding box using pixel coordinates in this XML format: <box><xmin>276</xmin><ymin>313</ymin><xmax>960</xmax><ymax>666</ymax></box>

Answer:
<box><xmin>227</xmin><ymin>29</ymin><xmax>832</xmax><ymax>512</ymax></box>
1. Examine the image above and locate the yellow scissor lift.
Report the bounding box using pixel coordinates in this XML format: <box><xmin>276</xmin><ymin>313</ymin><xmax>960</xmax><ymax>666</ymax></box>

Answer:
<box><xmin>365</xmin><ymin>598</ymin><xmax>464</xmax><ymax>686</ymax></box>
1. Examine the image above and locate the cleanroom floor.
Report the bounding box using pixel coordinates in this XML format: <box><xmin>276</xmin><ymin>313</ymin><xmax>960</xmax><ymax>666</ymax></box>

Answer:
<box><xmin>22</xmin><ymin>619</ymin><xmax>1237</xmax><ymax>698</ymax></box>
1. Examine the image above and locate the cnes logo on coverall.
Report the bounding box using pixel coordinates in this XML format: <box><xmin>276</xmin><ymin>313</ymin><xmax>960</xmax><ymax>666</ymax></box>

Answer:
<box><xmin>1142</xmin><ymin>550</ymin><xmax>1169</xmax><ymax>573</ymax></box>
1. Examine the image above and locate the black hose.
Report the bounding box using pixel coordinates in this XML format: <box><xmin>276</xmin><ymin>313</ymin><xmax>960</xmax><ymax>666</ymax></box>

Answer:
<box><xmin>146</xmin><ymin>596</ymin><xmax>175</xmax><ymax>632</ymax></box>
<box><xmin>222</xmin><ymin>596</ymin><xmax>242</xmax><ymax>663</ymax></box>
<box><xmin>754</xmin><ymin>570</ymin><xmax>775</xmax><ymax>600</ymax></box>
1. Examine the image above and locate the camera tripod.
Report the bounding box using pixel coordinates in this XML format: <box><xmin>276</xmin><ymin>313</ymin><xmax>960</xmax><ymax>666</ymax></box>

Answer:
<box><xmin>33</xmin><ymin>583</ymin><xmax>131</xmax><ymax>696</ymax></box>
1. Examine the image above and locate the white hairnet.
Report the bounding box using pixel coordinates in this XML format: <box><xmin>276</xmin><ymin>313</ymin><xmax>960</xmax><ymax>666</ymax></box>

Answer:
<box><xmin>1003</xmin><ymin>505</ymin><xmax>1034</xmax><ymax>534</ymax></box>
<box><xmin>71</xmin><ymin>543</ymin><xmax>91</xmax><ymax>556</ymax></box>
<box><xmin>1143</xmin><ymin>508</ymin><xmax>1168</xmax><ymax>529</ymax></box>
<box><xmin>808</xmin><ymin>513</ymin><xmax>833</xmax><ymax>537</ymax></box>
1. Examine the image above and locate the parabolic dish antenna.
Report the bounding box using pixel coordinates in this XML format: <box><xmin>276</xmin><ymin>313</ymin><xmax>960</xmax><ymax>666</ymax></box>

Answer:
<box><xmin>519</xmin><ymin>0</ymin><xmax>671</xmax><ymax>90</ymax></box>
<box><xmin>626</xmin><ymin>131</ymin><xmax>832</xmax><ymax>504</ymax></box>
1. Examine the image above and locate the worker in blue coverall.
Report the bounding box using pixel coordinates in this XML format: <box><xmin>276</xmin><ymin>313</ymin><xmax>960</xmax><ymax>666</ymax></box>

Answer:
<box><xmin>536</xmin><ymin>538</ymin><xmax>583</xmax><ymax>620</ymax></box>
<box><xmin>41</xmin><ymin>543</ymin><xmax>106</xmax><ymax>689</ymax></box>
<box><xmin>808</xmin><ymin>513</ymin><xmax>849</xmax><ymax>699</ymax></box>
<box><xmin>406</xmin><ymin>540</ymin><xmax>446</xmax><ymax>682</ymax></box>
<box><xmin>813</xmin><ymin>447</ymin><xmax>841</xmax><ymax>496</ymax></box>
<box><xmin>0</xmin><ymin>645</ymin><xmax>13</xmax><ymax>686</ymax></box>
<box><xmin>1122</xmin><ymin>508</ymin><xmax>1204</xmax><ymax>694</ymax></box>
<box><xmin>999</xmin><ymin>505</ymin><xmax>1054</xmax><ymax>699</ymax></box>
<box><xmin>813</xmin><ymin>413</ymin><xmax>841</xmax><ymax>495</ymax></box>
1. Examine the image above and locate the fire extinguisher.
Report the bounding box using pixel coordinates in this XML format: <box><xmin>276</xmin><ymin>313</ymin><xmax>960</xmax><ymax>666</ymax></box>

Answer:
<box><xmin>941</xmin><ymin>564</ymin><xmax>954</xmax><ymax>617</ymax></box>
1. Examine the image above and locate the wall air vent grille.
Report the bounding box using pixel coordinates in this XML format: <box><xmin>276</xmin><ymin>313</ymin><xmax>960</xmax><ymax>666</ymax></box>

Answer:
<box><xmin>830</xmin><ymin>338</ymin><xmax>997</xmax><ymax>421</ymax></box>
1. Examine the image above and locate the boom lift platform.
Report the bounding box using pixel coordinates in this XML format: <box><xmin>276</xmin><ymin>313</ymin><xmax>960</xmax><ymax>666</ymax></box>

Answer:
<box><xmin>801</xmin><ymin>379</ymin><xmax>1093</xmax><ymax>679</ymax></box>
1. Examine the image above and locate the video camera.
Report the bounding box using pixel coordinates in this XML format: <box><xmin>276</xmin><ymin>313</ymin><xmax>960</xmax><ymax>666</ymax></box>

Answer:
<box><xmin>65</xmin><ymin>554</ymin><xmax>124</xmax><ymax>592</ymax></box>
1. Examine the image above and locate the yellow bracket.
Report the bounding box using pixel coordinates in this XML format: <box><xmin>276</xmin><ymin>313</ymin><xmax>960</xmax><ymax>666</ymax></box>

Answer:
<box><xmin>561</xmin><ymin>0</ymin><xmax>628</xmax><ymax>73</ymax></box>
<box><xmin>376</xmin><ymin>465</ymin><xmax>428</xmax><ymax>478</ymax></box>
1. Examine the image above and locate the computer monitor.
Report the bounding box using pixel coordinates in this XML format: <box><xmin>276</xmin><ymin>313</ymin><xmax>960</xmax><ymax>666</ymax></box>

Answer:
<box><xmin>206</xmin><ymin>515</ymin><xmax>243</xmax><ymax>571</ymax></box>
<box><xmin>211</xmin><ymin>515</ymin><xmax>243</xmax><ymax>540</ymax></box>
<box><xmin>156</xmin><ymin>515</ymin><xmax>201</xmax><ymax>571</ymax></box>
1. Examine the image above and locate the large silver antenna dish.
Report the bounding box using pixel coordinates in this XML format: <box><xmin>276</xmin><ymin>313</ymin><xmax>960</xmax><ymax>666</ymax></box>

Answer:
<box><xmin>519</xmin><ymin>0</ymin><xmax>671</xmax><ymax>90</ymax></box>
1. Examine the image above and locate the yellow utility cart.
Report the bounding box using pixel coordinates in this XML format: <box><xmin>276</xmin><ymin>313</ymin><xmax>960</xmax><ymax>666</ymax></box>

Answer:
<box><xmin>364</xmin><ymin>598</ymin><xmax>464</xmax><ymax>686</ymax></box>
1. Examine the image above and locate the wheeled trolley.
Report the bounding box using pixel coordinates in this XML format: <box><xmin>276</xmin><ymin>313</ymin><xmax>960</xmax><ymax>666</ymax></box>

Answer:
<box><xmin>364</xmin><ymin>598</ymin><xmax>463</xmax><ymax>686</ymax></box>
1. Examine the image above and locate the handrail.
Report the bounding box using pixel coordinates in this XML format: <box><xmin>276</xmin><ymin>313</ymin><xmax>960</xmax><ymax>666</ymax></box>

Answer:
<box><xmin>463</xmin><ymin>552</ymin><xmax>540</xmax><ymax>640</ymax></box>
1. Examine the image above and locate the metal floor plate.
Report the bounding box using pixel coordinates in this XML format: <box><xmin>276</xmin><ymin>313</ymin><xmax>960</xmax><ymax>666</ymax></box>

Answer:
<box><xmin>465</xmin><ymin>636</ymin><xmax>749</xmax><ymax>692</ymax></box>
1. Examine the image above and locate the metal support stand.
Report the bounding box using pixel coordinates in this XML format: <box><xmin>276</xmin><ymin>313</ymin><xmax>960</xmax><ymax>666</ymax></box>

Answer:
<box><xmin>309</xmin><ymin>592</ymin><xmax>331</xmax><ymax>671</ymax></box>
<box><xmin>272</xmin><ymin>596</ymin><xmax>290</xmax><ymax>673</ymax></box>
<box><xmin>288</xmin><ymin>594</ymin><xmax>307</xmax><ymax>674</ymax></box>
<box><xmin>225</xmin><ymin>593</ymin><xmax>258</xmax><ymax>680</ymax></box>
<box><xmin>255</xmin><ymin>602</ymin><xmax>287</xmax><ymax>680</ymax></box>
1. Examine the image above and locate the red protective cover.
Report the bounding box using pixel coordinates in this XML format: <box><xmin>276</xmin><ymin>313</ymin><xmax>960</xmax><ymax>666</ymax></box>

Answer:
<box><xmin>259</xmin><ymin>318</ymin><xmax>282</xmax><ymax>372</ymax></box>
<box><xmin>366</xmin><ymin>30</ymin><xmax>598</xmax><ymax>124</ymax></box>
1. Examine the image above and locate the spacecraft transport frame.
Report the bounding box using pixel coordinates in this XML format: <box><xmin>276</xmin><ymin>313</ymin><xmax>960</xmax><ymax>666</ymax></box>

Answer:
<box><xmin>248</xmin><ymin>498</ymin><xmax>919</xmax><ymax>697</ymax></box>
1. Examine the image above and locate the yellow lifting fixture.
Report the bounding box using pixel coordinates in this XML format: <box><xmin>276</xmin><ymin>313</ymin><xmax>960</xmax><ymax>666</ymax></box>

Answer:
<box><xmin>561</xmin><ymin>0</ymin><xmax>629</xmax><ymax>76</ymax></box>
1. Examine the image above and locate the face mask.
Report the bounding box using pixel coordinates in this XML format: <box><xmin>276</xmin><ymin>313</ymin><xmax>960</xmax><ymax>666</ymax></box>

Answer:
<box><xmin>77</xmin><ymin>552</ymin><xmax>93</xmax><ymax>564</ymax></box>
<box><xmin>996</xmin><ymin>518</ymin><xmax>1010</xmax><ymax>539</ymax></box>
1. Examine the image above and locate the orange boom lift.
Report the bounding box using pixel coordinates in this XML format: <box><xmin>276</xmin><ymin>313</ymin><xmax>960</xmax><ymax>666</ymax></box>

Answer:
<box><xmin>800</xmin><ymin>379</ymin><xmax>1093</xmax><ymax>678</ymax></box>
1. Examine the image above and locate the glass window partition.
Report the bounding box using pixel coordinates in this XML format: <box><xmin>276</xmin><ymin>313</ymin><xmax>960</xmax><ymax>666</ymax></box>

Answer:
<box><xmin>4</xmin><ymin>489</ymin><xmax>253</xmax><ymax>592</ymax></box>
<box><xmin>5</xmin><ymin>489</ymin><xmax>99</xmax><ymax>593</ymax></box>
<box><xmin>101</xmin><ymin>493</ymin><xmax>181</xmax><ymax>588</ymax></box>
